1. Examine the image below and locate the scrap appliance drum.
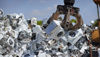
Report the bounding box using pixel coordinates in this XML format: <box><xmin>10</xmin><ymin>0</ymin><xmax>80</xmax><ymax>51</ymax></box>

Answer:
<box><xmin>64</xmin><ymin>0</ymin><xmax>75</xmax><ymax>6</ymax></box>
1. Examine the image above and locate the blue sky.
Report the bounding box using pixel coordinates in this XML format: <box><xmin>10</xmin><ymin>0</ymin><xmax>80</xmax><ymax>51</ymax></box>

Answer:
<box><xmin>0</xmin><ymin>0</ymin><xmax>99</xmax><ymax>24</ymax></box>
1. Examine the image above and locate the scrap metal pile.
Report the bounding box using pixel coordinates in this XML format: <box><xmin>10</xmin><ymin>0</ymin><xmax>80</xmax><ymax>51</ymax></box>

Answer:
<box><xmin>0</xmin><ymin>0</ymin><xmax>100</xmax><ymax>57</ymax></box>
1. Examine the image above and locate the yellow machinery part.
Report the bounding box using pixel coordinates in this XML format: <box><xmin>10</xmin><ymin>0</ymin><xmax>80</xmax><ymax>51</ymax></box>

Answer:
<box><xmin>92</xmin><ymin>29</ymin><xmax>100</xmax><ymax>43</ymax></box>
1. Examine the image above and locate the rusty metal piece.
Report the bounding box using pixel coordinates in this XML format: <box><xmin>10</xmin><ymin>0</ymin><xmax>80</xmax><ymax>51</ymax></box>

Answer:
<box><xmin>88</xmin><ymin>40</ymin><xmax>93</xmax><ymax>57</ymax></box>
<box><xmin>93</xmin><ymin>0</ymin><xmax>100</xmax><ymax>6</ymax></box>
<box><xmin>89</xmin><ymin>44</ymin><xmax>93</xmax><ymax>57</ymax></box>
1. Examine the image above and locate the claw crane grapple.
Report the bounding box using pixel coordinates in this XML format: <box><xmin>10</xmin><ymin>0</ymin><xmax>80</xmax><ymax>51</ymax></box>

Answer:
<box><xmin>47</xmin><ymin>0</ymin><xmax>83</xmax><ymax>31</ymax></box>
